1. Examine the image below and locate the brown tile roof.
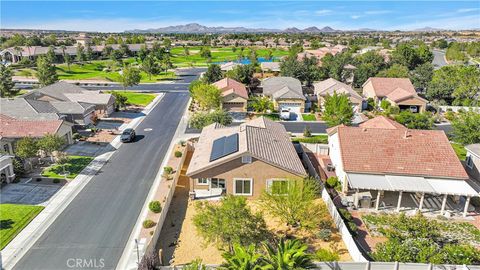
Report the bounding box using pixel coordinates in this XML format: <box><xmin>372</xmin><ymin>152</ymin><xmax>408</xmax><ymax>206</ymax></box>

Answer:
<box><xmin>364</xmin><ymin>77</ymin><xmax>416</xmax><ymax>98</ymax></box>
<box><xmin>333</xmin><ymin>125</ymin><xmax>469</xmax><ymax>179</ymax></box>
<box><xmin>359</xmin><ymin>116</ymin><xmax>407</xmax><ymax>130</ymax></box>
<box><xmin>212</xmin><ymin>78</ymin><xmax>248</xmax><ymax>100</ymax></box>
<box><xmin>187</xmin><ymin>117</ymin><xmax>306</xmax><ymax>177</ymax></box>
<box><xmin>385</xmin><ymin>88</ymin><xmax>415</xmax><ymax>102</ymax></box>
<box><xmin>0</xmin><ymin>114</ymin><xmax>66</xmax><ymax>138</ymax></box>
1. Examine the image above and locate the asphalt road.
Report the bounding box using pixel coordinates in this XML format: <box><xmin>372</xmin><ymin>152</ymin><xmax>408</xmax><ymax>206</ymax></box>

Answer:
<box><xmin>13</xmin><ymin>75</ymin><xmax>196</xmax><ymax>269</ymax></box>
<box><xmin>432</xmin><ymin>50</ymin><xmax>448</xmax><ymax>69</ymax></box>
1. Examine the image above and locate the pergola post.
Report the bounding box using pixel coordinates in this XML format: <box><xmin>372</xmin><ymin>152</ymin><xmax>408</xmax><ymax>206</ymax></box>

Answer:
<box><xmin>418</xmin><ymin>192</ymin><xmax>425</xmax><ymax>211</ymax></box>
<box><xmin>354</xmin><ymin>190</ymin><xmax>359</xmax><ymax>208</ymax></box>
<box><xmin>463</xmin><ymin>196</ymin><xmax>471</xmax><ymax>218</ymax></box>
<box><xmin>375</xmin><ymin>190</ymin><xmax>381</xmax><ymax>210</ymax></box>
<box><xmin>440</xmin><ymin>194</ymin><xmax>448</xmax><ymax>215</ymax></box>
<box><xmin>396</xmin><ymin>191</ymin><xmax>403</xmax><ymax>212</ymax></box>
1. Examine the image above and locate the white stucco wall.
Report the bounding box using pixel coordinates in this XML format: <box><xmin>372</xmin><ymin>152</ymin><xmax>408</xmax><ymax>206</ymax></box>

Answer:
<box><xmin>328</xmin><ymin>132</ymin><xmax>347</xmax><ymax>185</ymax></box>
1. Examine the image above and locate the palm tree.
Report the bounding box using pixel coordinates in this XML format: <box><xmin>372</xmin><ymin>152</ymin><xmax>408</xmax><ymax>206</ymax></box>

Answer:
<box><xmin>60</xmin><ymin>45</ymin><xmax>71</xmax><ymax>71</ymax></box>
<box><xmin>262</xmin><ymin>239</ymin><xmax>315</xmax><ymax>269</ymax></box>
<box><xmin>220</xmin><ymin>244</ymin><xmax>266</xmax><ymax>270</ymax></box>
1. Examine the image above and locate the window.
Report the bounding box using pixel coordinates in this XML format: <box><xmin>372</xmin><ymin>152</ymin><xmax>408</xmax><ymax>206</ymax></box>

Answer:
<box><xmin>210</xmin><ymin>178</ymin><xmax>226</xmax><ymax>189</ymax></box>
<box><xmin>267</xmin><ymin>179</ymin><xmax>289</xmax><ymax>195</ymax></box>
<box><xmin>197</xmin><ymin>178</ymin><xmax>209</xmax><ymax>185</ymax></box>
<box><xmin>234</xmin><ymin>178</ymin><xmax>253</xmax><ymax>195</ymax></box>
<box><xmin>242</xmin><ymin>155</ymin><xmax>252</xmax><ymax>164</ymax></box>
<box><xmin>466</xmin><ymin>156</ymin><xmax>474</xmax><ymax>169</ymax></box>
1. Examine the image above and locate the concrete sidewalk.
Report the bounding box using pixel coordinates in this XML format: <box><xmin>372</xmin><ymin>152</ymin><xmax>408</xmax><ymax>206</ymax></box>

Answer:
<box><xmin>1</xmin><ymin>93</ymin><xmax>165</xmax><ymax>269</ymax></box>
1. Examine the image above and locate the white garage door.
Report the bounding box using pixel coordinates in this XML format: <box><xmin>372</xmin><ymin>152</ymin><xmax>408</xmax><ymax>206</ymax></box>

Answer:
<box><xmin>279</xmin><ymin>103</ymin><xmax>302</xmax><ymax>114</ymax></box>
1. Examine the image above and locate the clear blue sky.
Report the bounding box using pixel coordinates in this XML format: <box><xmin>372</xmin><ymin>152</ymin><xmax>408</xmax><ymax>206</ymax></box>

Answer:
<box><xmin>1</xmin><ymin>1</ymin><xmax>479</xmax><ymax>32</ymax></box>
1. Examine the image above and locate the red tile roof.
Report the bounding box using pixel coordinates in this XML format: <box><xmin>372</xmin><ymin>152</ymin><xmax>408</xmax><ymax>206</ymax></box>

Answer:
<box><xmin>333</xmin><ymin>125</ymin><xmax>469</xmax><ymax>179</ymax></box>
<box><xmin>212</xmin><ymin>78</ymin><xmax>248</xmax><ymax>100</ymax></box>
<box><xmin>365</xmin><ymin>77</ymin><xmax>416</xmax><ymax>98</ymax></box>
<box><xmin>359</xmin><ymin>116</ymin><xmax>406</xmax><ymax>130</ymax></box>
<box><xmin>0</xmin><ymin>114</ymin><xmax>65</xmax><ymax>138</ymax></box>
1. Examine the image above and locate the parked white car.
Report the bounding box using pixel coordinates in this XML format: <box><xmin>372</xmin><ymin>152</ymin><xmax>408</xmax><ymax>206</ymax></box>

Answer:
<box><xmin>280</xmin><ymin>109</ymin><xmax>291</xmax><ymax>120</ymax></box>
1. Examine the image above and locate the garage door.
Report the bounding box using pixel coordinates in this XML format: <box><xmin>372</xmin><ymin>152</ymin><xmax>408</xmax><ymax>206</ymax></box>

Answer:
<box><xmin>279</xmin><ymin>103</ymin><xmax>302</xmax><ymax>114</ymax></box>
<box><xmin>223</xmin><ymin>102</ymin><xmax>245</xmax><ymax>112</ymax></box>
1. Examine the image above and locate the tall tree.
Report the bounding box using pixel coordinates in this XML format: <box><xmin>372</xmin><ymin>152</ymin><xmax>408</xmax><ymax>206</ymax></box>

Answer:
<box><xmin>36</xmin><ymin>55</ymin><xmax>58</xmax><ymax>87</ymax></box>
<box><xmin>451</xmin><ymin>111</ymin><xmax>480</xmax><ymax>145</ymax></box>
<box><xmin>37</xmin><ymin>134</ymin><xmax>66</xmax><ymax>159</ymax></box>
<box><xmin>0</xmin><ymin>64</ymin><xmax>17</xmax><ymax>97</ymax></box>
<box><xmin>60</xmin><ymin>45</ymin><xmax>71</xmax><ymax>71</ymax></box>
<box><xmin>15</xmin><ymin>137</ymin><xmax>39</xmax><ymax>159</ymax></box>
<box><xmin>141</xmin><ymin>54</ymin><xmax>160</xmax><ymax>80</ymax></box>
<box><xmin>85</xmin><ymin>43</ymin><xmax>94</xmax><ymax>61</ymax></box>
<box><xmin>46</xmin><ymin>46</ymin><xmax>56</xmax><ymax>63</ymax></box>
<box><xmin>76</xmin><ymin>44</ymin><xmax>86</xmax><ymax>62</ymax></box>
<box><xmin>119</xmin><ymin>64</ymin><xmax>141</xmax><ymax>90</ymax></box>
<box><xmin>202</xmin><ymin>64</ymin><xmax>223</xmax><ymax>83</ymax></box>
<box><xmin>322</xmin><ymin>92</ymin><xmax>354</xmax><ymax>127</ymax></box>
<box><xmin>377</xmin><ymin>64</ymin><xmax>410</xmax><ymax>78</ymax></box>
<box><xmin>427</xmin><ymin>66</ymin><xmax>480</xmax><ymax>106</ymax></box>
<box><xmin>410</xmin><ymin>63</ymin><xmax>433</xmax><ymax>90</ymax></box>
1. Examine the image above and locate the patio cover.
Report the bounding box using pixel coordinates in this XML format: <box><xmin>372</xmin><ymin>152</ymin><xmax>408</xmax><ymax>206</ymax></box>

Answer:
<box><xmin>347</xmin><ymin>173</ymin><xmax>478</xmax><ymax>197</ymax></box>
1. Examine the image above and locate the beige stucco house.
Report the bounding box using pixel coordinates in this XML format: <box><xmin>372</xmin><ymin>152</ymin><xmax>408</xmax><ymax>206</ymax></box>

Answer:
<box><xmin>186</xmin><ymin>117</ymin><xmax>307</xmax><ymax>199</ymax></box>
<box><xmin>212</xmin><ymin>78</ymin><xmax>249</xmax><ymax>112</ymax></box>
<box><xmin>465</xmin><ymin>144</ymin><xmax>480</xmax><ymax>181</ymax></box>
<box><xmin>261</xmin><ymin>77</ymin><xmax>306</xmax><ymax>116</ymax></box>
<box><xmin>314</xmin><ymin>78</ymin><xmax>363</xmax><ymax>112</ymax></box>
<box><xmin>362</xmin><ymin>77</ymin><xmax>427</xmax><ymax>113</ymax></box>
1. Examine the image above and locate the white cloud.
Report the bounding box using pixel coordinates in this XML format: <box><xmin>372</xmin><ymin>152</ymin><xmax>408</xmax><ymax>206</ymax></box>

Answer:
<box><xmin>315</xmin><ymin>9</ymin><xmax>332</xmax><ymax>16</ymax></box>
<box><xmin>457</xmin><ymin>8</ymin><xmax>479</xmax><ymax>13</ymax></box>
<box><xmin>351</xmin><ymin>15</ymin><xmax>362</xmax><ymax>19</ymax></box>
<box><xmin>387</xmin><ymin>14</ymin><xmax>480</xmax><ymax>31</ymax></box>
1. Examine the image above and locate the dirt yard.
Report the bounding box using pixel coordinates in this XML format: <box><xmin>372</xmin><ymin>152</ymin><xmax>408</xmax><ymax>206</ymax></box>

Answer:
<box><xmin>157</xmin><ymin>152</ymin><xmax>352</xmax><ymax>265</ymax></box>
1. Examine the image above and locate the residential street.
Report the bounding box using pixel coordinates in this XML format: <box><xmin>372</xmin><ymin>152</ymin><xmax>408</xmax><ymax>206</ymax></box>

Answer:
<box><xmin>12</xmin><ymin>73</ymin><xmax>196</xmax><ymax>269</ymax></box>
<box><xmin>432</xmin><ymin>50</ymin><xmax>448</xmax><ymax>68</ymax></box>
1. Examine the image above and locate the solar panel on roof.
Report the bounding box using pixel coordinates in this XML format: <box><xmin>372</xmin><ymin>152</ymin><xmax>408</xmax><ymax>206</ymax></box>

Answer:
<box><xmin>209</xmin><ymin>133</ymin><xmax>239</xmax><ymax>162</ymax></box>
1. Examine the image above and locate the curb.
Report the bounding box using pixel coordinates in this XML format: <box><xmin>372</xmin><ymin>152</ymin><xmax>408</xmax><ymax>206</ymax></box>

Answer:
<box><xmin>116</xmin><ymin>97</ymin><xmax>192</xmax><ymax>270</ymax></box>
<box><xmin>1</xmin><ymin>93</ymin><xmax>165</xmax><ymax>269</ymax></box>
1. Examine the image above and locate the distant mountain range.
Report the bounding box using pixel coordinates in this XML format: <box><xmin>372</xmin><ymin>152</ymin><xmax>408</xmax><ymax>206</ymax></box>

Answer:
<box><xmin>126</xmin><ymin>23</ymin><xmax>348</xmax><ymax>33</ymax></box>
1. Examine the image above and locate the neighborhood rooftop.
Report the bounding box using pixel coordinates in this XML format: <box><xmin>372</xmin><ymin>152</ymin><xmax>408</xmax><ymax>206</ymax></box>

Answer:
<box><xmin>187</xmin><ymin>117</ymin><xmax>307</xmax><ymax>177</ymax></box>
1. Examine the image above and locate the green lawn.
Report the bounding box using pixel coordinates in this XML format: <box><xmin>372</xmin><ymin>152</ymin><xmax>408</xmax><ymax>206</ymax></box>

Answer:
<box><xmin>42</xmin><ymin>155</ymin><xmax>94</xmax><ymax>179</ymax></box>
<box><xmin>291</xmin><ymin>135</ymin><xmax>329</xmax><ymax>144</ymax></box>
<box><xmin>451</xmin><ymin>143</ymin><xmax>467</xmax><ymax>161</ymax></box>
<box><xmin>170</xmin><ymin>46</ymin><xmax>289</xmax><ymax>67</ymax></box>
<box><xmin>16</xmin><ymin>59</ymin><xmax>176</xmax><ymax>83</ymax></box>
<box><xmin>0</xmin><ymin>204</ymin><xmax>44</xmax><ymax>250</ymax></box>
<box><xmin>301</xmin><ymin>114</ymin><xmax>317</xmax><ymax>121</ymax></box>
<box><xmin>108</xmin><ymin>91</ymin><xmax>156</xmax><ymax>106</ymax></box>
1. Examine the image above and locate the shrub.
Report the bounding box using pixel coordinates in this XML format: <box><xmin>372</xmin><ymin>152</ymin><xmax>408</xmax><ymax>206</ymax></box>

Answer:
<box><xmin>72</xmin><ymin>133</ymin><xmax>81</xmax><ymax>140</ymax></box>
<box><xmin>174</xmin><ymin>151</ymin><xmax>182</xmax><ymax>158</ymax></box>
<box><xmin>317</xmin><ymin>228</ymin><xmax>332</xmax><ymax>241</ymax></box>
<box><xmin>339</xmin><ymin>208</ymin><xmax>352</xmax><ymax>221</ymax></box>
<box><xmin>149</xmin><ymin>201</ymin><xmax>162</xmax><ymax>213</ymax></box>
<box><xmin>142</xmin><ymin>219</ymin><xmax>156</xmax><ymax>229</ymax></box>
<box><xmin>303</xmin><ymin>126</ymin><xmax>312</xmax><ymax>137</ymax></box>
<box><xmin>163</xmin><ymin>166</ymin><xmax>173</xmax><ymax>175</ymax></box>
<box><xmin>53</xmin><ymin>178</ymin><xmax>61</xmax><ymax>184</ymax></box>
<box><xmin>326</xmin><ymin>176</ymin><xmax>339</xmax><ymax>188</ymax></box>
<box><xmin>315</xmin><ymin>248</ymin><xmax>340</xmax><ymax>261</ymax></box>
<box><xmin>347</xmin><ymin>221</ymin><xmax>358</xmax><ymax>236</ymax></box>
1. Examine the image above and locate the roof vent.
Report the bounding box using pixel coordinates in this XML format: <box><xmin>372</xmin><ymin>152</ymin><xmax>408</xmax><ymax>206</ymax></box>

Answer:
<box><xmin>403</xmin><ymin>130</ymin><xmax>411</xmax><ymax>139</ymax></box>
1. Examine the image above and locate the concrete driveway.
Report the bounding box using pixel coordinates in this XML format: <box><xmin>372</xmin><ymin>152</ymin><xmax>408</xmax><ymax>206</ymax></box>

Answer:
<box><xmin>1</xmin><ymin>182</ymin><xmax>61</xmax><ymax>206</ymax></box>
<box><xmin>64</xmin><ymin>141</ymin><xmax>110</xmax><ymax>157</ymax></box>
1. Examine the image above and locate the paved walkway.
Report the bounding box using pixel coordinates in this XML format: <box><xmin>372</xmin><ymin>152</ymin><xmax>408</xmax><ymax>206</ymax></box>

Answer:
<box><xmin>1</xmin><ymin>93</ymin><xmax>165</xmax><ymax>269</ymax></box>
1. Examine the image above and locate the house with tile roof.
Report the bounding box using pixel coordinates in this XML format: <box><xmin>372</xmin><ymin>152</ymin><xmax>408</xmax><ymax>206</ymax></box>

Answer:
<box><xmin>362</xmin><ymin>77</ymin><xmax>427</xmax><ymax>113</ymax></box>
<box><xmin>22</xmin><ymin>81</ymin><xmax>115</xmax><ymax>117</ymax></box>
<box><xmin>186</xmin><ymin>117</ymin><xmax>307</xmax><ymax>199</ymax></box>
<box><xmin>1</xmin><ymin>98</ymin><xmax>95</xmax><ymax>126</ymax></box>
<box><xmin>314</xmin><ymin>78</ymin><xmax>363</xmax><ymax>112</ymax></box>
<box><xmin>326</xmin><ymin>116</ymin><xmax>478</xmax><ymax>217</ymax></box>
<box><xmin>0</xmin><ymin>114</ymin><xmax>73</xmax><ymax>159</ymax></box>
<box><xmin>261</xmin><ymin>77</ymin><xmax>306</xmax><ymax>117</ymax></box>
<box><xmin>212</xmin><ymin>78</ymin><xmax>249</xmax><ymax>112</ymax></box>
